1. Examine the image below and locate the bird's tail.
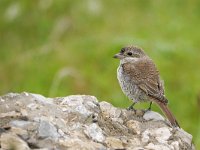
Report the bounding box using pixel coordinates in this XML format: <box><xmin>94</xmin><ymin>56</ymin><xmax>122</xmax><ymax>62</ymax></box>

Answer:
<box><xmin>155</xmin><ymin>100</ymin><xmax>180</xmax><ymax>127</ymax></box>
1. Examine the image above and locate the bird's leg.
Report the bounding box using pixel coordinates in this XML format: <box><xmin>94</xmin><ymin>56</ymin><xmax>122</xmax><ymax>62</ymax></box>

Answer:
<box><xmin>145</xmin><ymin>101</ymin><xmax>152</xmax><ymax>112</ymax></box>
<box><xmin>127</xmin><ymin>102</ymin><xmax>137</xmax><ymax>111</ymax></box>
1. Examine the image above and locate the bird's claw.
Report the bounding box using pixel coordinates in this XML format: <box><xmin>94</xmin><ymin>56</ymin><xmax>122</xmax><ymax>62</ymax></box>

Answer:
<box><xmin>126</xmin><ymin>106</ymin><xmax>135</xmax><ymax>111</ymax></box>
<box><xmin>127</xmin><ymin>102</ymin><xmax>137</xmax><ymax>111</ymax></box>
<box><xmin>144</xmin><ymin>107</ymin><xmax>151</xmax><ymax>113</ymax></box>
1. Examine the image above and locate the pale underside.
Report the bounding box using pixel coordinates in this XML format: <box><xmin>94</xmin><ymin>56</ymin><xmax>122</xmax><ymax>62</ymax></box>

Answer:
<box><xmin>117</xmin><ymin>56</ymin><xmax>166</xmax><ymax>103</ymax></box>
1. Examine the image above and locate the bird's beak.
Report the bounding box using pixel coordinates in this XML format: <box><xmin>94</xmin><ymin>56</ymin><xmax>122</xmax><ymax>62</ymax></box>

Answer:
<box><xmin>113</xmin><ymin>53</ymin><xmax>124</xmax><ymax>59</ymax></box>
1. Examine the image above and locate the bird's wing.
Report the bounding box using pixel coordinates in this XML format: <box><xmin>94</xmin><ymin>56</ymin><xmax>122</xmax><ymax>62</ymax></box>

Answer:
<box><xmin>122</xmin><ymin>58</ymin><xmax>167</xmax><ymax>103</ymax></box>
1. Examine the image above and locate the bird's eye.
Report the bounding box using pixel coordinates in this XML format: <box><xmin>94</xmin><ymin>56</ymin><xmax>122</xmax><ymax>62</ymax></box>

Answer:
<box><xmin>127</xmin><ymin>52</ymin><xmax>132</xmax><ymax>56</ymax></box>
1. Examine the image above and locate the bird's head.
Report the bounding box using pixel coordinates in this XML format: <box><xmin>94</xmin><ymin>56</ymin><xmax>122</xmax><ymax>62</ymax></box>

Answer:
<box><xmin>113</xmin><ymin>46</ymin><xmax>146</xmax><ymax>62</ymax></box>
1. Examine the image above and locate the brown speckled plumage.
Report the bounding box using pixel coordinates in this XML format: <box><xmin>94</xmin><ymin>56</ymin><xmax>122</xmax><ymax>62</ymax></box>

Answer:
<box><xmin>114</xmin><ymin>46</ymin><xmax>179</xmax><ymax>127</ymax></box>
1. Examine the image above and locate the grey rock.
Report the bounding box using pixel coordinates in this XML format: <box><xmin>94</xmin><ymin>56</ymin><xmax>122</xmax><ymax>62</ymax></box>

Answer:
<box><xmin>175</xmin><ymin>128</ymin><xmax>194</xmax><ymax>148</ymax></box>
<box><xmin>30</xmin><ymin>93</ymin><xmax>53</xmax><ymax>104</ymax></box>
<box><xmin>59</xmin><ymin>95</ymin><xmax>97</xmax><ymax>118</ymax></box>
<box><xmin>141</xmin><ymin>127</ymin><xmax>172</xmax><ymax>144</ymax></box>
<box><xmin>84</xmin><ymin>123</ymin><xmax>105</xmax><ymax>142</ymax></box>
<box><xmin>10</xmin><ymin>120</ymin><xmax>33</xmax><ymax>128</ymax></box>
<box><xmin>38</xmin><ymin>120</ymin><xmax>60</xmax><ymax>138</ymax></box>
<box><xmin>75</xmin><ymin>105</ymin><xmax>92</xmax><ymax>116</ymax></box>
<box><xmin>144</xmin><ymin>143</ymin><xmax>171</xmax><ymax>150</ymax></box>
<box><xmin>99</xmin><ymin>101</ymin><xmax>121</xmax><ymax>118</ymax></box>
<box><xmin>0</xmin><ymin>92</ymin><xmax>195</xmax><ymax>150</ymax></box>
<box><xmin>143</xmin><ymin>110</ymin><xmax>165</xmax><ymax>121</ymax></box>
<box><xmin>154</xmin><ymin>127</ymin><xmax>172</xmax><ymax>144</ymax></box>
<box><xmin>27</xmin><ymin>103</ymin><xmax>40</xmax><ymax>110</ymax></box>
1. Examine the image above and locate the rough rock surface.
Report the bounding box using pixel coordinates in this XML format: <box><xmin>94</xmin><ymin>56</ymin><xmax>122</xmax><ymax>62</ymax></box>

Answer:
<box><xmin>0</xmin><ymin>92</ymin><xmax>195</xmax><ymax>150</ymax></box>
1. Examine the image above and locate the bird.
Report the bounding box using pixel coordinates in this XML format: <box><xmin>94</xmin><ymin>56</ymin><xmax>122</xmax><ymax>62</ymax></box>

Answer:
<box><xmin>113</xmin><ymin>45</ymin><xmax>180</xmax><ymax>127</ymax></box>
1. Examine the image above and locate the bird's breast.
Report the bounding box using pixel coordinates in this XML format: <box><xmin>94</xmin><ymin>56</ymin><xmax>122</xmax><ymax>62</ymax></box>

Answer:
<box><xmin>117</xmin><ymin>65</ymin><xmax>146</xmax><ymax>102</ymax></box>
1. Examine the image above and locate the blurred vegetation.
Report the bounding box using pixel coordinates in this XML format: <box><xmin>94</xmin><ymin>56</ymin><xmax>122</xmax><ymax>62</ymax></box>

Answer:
<box><xmin>0</xmin><ymin>0</ymin><xmax>200</xmax><ymax>148</ymax></box>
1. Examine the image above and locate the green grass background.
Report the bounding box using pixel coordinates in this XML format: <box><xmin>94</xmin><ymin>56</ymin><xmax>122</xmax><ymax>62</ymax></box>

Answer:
<box><xmin>0</xmin><ymin>0</ymin><xmax>200</xmax><ymax>148</ymax></box>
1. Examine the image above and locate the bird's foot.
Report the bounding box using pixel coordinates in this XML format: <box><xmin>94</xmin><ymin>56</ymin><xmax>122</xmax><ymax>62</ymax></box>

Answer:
<box><xmin>127</xmin><ymin>106</ymin><xmax>136</xmax><ymax>111</ymax></box>
<box><xmin>144</xmin><ymin>108</ymin><xmax>151</xmax><ymax>113</ymax></box>
<box><xmin>126</xmin><ymin>102</ymin><xmax>137</xmax><ymax>111</ymax></box>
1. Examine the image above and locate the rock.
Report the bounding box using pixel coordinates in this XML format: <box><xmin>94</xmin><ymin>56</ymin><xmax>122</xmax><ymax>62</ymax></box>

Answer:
<box><xmin>154</xmin><ymin>127</ymin><xmax>172</xmax><ymax>144</ymax></box>
<box><xmin>127</xmin><ymin>138</ymin><xmax>142</xmax><ymax>148</ymax></box>
<box><xmin>99</xmin><ymin>101</ymin><xmax>121</xmax><ymax>118</ymax></box>
<box><xmin>1</xmin><ymin>132</ymin><xmax>30</xmax><ymax>150</ymax></box>
<box><xmin>84</xmin><ymin>123</ymin><xmax>105</xmax><ymax>142</ymax></box>
<box><xmin>174</xmin><ymin>128</ymin><xmax>194</xmax><ymax>149</ymax></box>
<box><xmin>143</xmin><ymin>110</ymin><xmax>165</xmax><ymax>121</ymax></box>
<box><xmin>59</xmin><ymin>138</ymin><xmax>106</xmax><ymax>150</ymax></box>
<box><xmin>0</xmin><ymin>92</ymin><xmax>195</xmax><ymax>149</ymax></box>
<box><xmin>10</xmin><ymin>120</ymin><xmax>33</xmax><ymax>128</ymax></box>
<box><xmin>0</xmin><ymin>111</ymin><xmax>21</xmax><ymax>118</ymax></box>
<box><xmin>10</xmin><ymin>127</ymin><xmax>29</xmax><ymax>140</ymax></box>
<box><xmin>105</xmin><ymin>137</ymin><xmax>124</xmax><ymax>149</ymax></box>
<box><xmin>141</xmin><ymin>127</ymin><xmax>172</xmax><ymax>144</ymax></box>
<box><xmin>126</xmin><ymin>120</ymin><xmax>141</xmax><ymax>134</ymax></box>
<box><xmin>144</xmin><ymin>143</ymin><xmax>171</xmax><ymax>150</ymax></box>
<box><xmin>38</xmin><ymin>120</ymin><xmax>60</xmax><ymax>138</ymax></box>
<box><xmin>170</xmin><ymin>141</ymin><xmax>179</xmax><ymax>150</ymax></box>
